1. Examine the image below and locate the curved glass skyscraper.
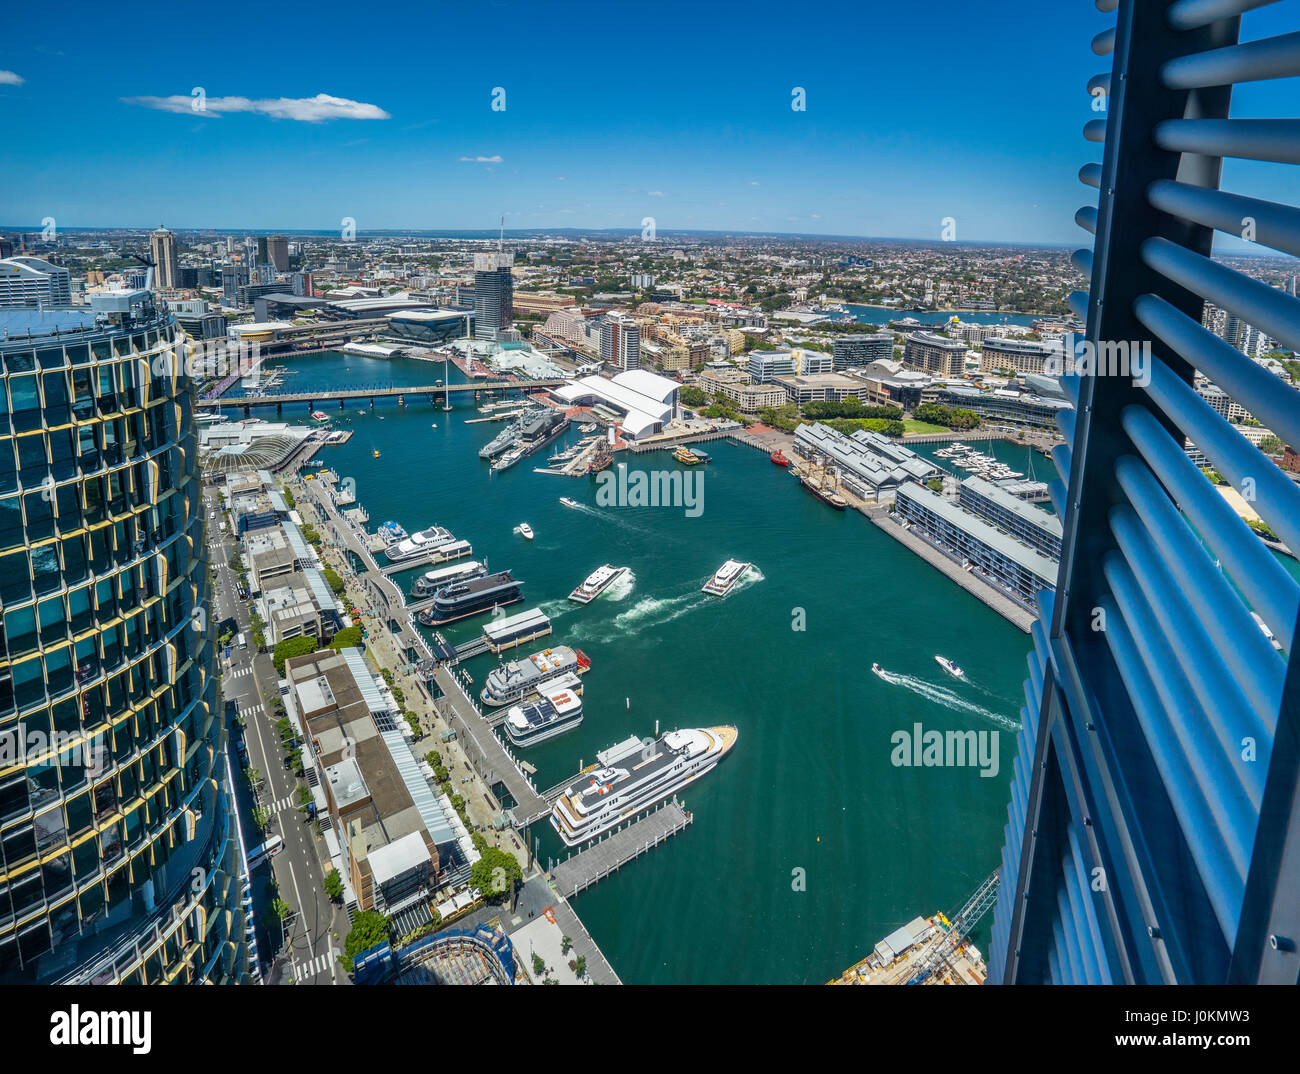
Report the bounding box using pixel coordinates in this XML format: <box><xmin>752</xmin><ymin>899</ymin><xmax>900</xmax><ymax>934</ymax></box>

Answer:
<box><xmin>0</xmin><ymin>289</ymin><xmax>249</xmax><ymax>983</ymax></box>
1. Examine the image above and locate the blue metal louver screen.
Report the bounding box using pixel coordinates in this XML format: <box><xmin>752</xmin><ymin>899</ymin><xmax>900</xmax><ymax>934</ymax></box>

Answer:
<box><xmin>990</xmin><ymin>0</ymin><xmax>1300</xmax><ymax>985</ymax></box>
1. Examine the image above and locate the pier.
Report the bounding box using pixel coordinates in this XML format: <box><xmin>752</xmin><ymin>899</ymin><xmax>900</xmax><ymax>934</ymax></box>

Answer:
<box><xmin>197</xmin><ymin>377</ymin><xmax>565</xmax><ymax>414</ymax></box>
<box><xmin>864</xmin><ymin>506</ymin><xmax>1037</xmax><ymax>632</ymax></box>
<box><xmin>549</xmin><ymin>800</ymin><xmax>694</xmax><ymax>898</ymax></box>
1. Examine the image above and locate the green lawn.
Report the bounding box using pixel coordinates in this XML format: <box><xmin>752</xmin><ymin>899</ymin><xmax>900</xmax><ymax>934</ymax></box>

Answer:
<box><xmin>902</xmin><ymin>420</ymin><xmax>950</xmax><ymax>435</ymax></box>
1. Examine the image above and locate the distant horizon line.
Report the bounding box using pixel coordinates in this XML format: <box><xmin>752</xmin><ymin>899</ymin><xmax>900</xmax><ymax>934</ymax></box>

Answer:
<box><xmin>0</xmin><ymin>224</ymin><xmax>1082</xmax><ymax>249</ymax></box>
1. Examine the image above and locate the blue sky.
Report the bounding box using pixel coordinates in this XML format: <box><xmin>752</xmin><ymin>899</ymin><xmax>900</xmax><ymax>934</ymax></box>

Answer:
<box><xmin>0</xmin><ymin>0</ymin><xmax>1295</xmax><ymax>245</ymax></box>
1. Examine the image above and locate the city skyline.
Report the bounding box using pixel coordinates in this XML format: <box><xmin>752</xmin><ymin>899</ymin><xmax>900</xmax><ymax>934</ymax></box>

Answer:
<box><xmin>1</xmin><ymin>0</ymin><xmax>1292</xmax><ymax>248</ymax></box>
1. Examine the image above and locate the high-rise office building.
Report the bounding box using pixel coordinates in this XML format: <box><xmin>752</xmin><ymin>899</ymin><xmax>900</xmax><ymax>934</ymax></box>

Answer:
<box><xmin>149</xmin><ymin>227</ymin><xmax>178</xmax><ymax>291</ymax></box>
<box><xmin>990</xmin><ymin>0</ymin><xmax>1300</xmax><ymax>986</ymax></box>
<box><xmin>0</xmin><ymin>257</ymin><xmax>72</xmax><ymax>308</ymax></box>
<box><xmin>255</xmin><ymin>236</ymin><xmax>268</xmax><ymax>266</ymax></box>
<box><xmin>473</xmin><ymin>252</ymin><xmax>514</xmax><ymax>341</ymax></box>
<box><xmin>600</xmin><ymin>313</ymin><xmax>641</xmax><ymax>372</ymax></box>
<box><xmin>0</xmin><ymin>290</ymin><xmax>250</xmax><ymax>983</ymax></box>
<box><xmin>267</xmin><ymin>235</ymin><xmax>289</xmax><ymax>273</ymax></box>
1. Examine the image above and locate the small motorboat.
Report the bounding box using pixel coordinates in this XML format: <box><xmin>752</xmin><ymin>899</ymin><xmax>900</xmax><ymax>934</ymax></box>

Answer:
<box><xmin>560</xmin><ymin>497</ymin><xmax>580</xmax><ymax>509</ymax></box>
<box><xmin>872</xmin><ymin>662</ymin><xmax>888</xmax><ymax>679</ymax></box>
<box><xmin>515</xmin><ymin>523</ymin><xmax>534</xmax><ymax>540</ymax></box>
<box><xmin>935</xmin><ymin>655</ymin><xmax>964</xmax><ymax>678</ymax></box>
<box><xmin>373</xmin><ymin>449</ymin><xmax>381</xmax><ymax>459</ymax></box>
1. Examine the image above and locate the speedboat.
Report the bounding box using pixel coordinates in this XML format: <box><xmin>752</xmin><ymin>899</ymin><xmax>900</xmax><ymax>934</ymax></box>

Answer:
<box><xmin>515</xmin><ymin>523</ymin><xmax>534</xmax><ymax>540</ymax></box>
<box><xmin>935</xmin><ymin>655</ymin><xmax>965</xmax><ymax>678</ymax></box>
<box><xmin>559</xmin><ymin>497</ymin><xmax>580</xmax><ymax>509</ymax></box>
<box><xmin>872</xmin><ymin>662</ymin><xmax>884</xmax><ymax>676</ymax></box>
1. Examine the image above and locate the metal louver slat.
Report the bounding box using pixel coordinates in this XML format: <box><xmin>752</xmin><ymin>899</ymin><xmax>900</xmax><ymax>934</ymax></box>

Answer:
<box><xmin>1146</xmin><ymin>180</ymin><xmax>1300</xmax><ymax>259</ymax></box>
<box><xmin>1166</xmin><ymin>0</ymin><xmax>1282</xmax><ymax>31</ymax></box>
<box><xmin>1133</xmin><ymin>292</ymin><xmax>1300</xmax><ymax>448</ymax></box>
<box><xmin>1140</xmin><ymin>238</ymin><xmax>1300</xmax><ymax>351</ymax></box>
<box><xmin>1153</xmin><ymin>118</ymin><xmax>1300</xmax><ymax>164</ymax></box>
<box><xmin>1160</xmin><ymin>30</ymin><xmax>1300</xmax><ymax>86</ymax></box>
<box><xmin>1119</xmin><ymin>404</ymin><xmax>1300</xmax><ymax>646</ymax></box>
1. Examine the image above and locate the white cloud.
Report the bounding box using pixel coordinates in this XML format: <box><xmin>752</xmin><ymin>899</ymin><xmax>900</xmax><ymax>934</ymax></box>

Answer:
<box><xmin>647</xmin><ymin>190</ymin><xmax>665</xmax><ymax>197</ymax></box>
<box><xmin>123</xmin><ymin>92</ymin><xmax>389</xmax><ymax>121</ymax></box>
<box><xmin>749</xmin><ymin>180</ymin><xmax>760</xmax><ymax>186</ymax></box>
<box><xmin>460</xmin><ymin>155</ymin><xmax>503</xmax><ymax>163</ymax></box>
<box><xmin>0</xmin><ymin>71</ymin><xmax>24</xmax><ymax>86</ymax></box>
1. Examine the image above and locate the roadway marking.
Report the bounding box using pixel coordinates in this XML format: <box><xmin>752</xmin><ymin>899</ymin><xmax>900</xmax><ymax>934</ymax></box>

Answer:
<box><xmin>295</xmin><ymin>948</ymin><xmax>337</xmax><ymax>981</ymax></box>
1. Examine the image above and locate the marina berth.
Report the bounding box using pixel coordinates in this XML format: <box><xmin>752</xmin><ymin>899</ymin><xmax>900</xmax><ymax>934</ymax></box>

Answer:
<box><xmin>410</xmin><ymin>559</ymin><xmax>486</xmax><ymax>599</ymax></box>
<box><xmin>702</xmin><ymin>559</ymin><xmax>752</xmax><ymax>596</ymax></box>
<box><xmin>568</xmin><ymin>564</ymin><xmax>628</xmax><ymax>604</ymax></box>
<box><xmin>481</xmin><ymin>644</ymin><xmax>590</xmax><ymax>706</ymax></box>
<box><xmin>384</xmin><ymin>524</ymin><xmax>455</xmax><ymax>563</ymax></box>
<box><xmin>550</xmin><ymin>726</ymin><xmax>738</xmax><ymax>846</ymax></box>
<box><xmin>416</xmin><ymin>570</ymin><xmax>523</xmax><ymax>626</ymax></box>
<box><xmin>504</xmin><ymin>686</ymin><xmax>584</xmax><ymax>747</ymax></box>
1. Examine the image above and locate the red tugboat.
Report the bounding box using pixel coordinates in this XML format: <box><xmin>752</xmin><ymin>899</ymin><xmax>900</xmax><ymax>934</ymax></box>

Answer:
<box><xmin>771</xmin><ymin>449</ymin><xmax>790</xmax><ymax>467</ymax></box>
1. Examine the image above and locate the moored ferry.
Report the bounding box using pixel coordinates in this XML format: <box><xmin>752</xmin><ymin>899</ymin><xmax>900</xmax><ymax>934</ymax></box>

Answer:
<box><xmin>504</xmin><ymin>687</ymin><xmax>584</xmax><ymax>747</ymax></box>
<box><xmin>550</xmin><ymin>726</ymin><xmax>739</xmax><ymax>846</ymax></box>
<box><xmin>568</xmin><ymin>564</ymin><xmax>628</xmax><ymax>604</ymax></box>
<box><xmin>410</xmin><ymin>560</ymin><xmax>486</xmax><ymax>599</ymax></box>
<box><xmin>702</xmin><ymin>559</ymin><xmax>752</xmax><ymax>596</ymax></box>
<box><xmin>384</xmin><ymin>525</ymin><xmax>455</xmax><ymax>563</ymax></box>
<box><xmin>481</xmin><ymin>645</ymin><xmax>590</xmax><ymax>706</ymax></box>
<box><xmin>672</xmin><ymin>445</ymin><xmax>702</xmax><ymax>465</ymax></box>
<box><xmin>416</xmin><ymin>570</ymin><xmax>523</xmax><ymax>626</ymax></box>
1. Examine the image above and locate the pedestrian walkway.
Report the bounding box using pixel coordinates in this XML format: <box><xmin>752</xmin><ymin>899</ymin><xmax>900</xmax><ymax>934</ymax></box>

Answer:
<box><xmin>294</xmin><ymin>948</ymin><xmax>337</xmax><ymax>982</ymax></box>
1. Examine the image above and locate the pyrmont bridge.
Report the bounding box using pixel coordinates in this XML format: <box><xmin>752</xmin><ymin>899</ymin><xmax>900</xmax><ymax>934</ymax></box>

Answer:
<box><xmin>197</xmin><ymin>378</ymin><xmax>568</xmax><ymax>415</ymax></box>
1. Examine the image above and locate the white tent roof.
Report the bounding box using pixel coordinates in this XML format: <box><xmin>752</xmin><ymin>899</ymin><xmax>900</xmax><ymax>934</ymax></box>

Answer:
<box><xmin>612</xmin><ymin>368</ymin><xmax>679</xmax><ymax>405</ymax></box>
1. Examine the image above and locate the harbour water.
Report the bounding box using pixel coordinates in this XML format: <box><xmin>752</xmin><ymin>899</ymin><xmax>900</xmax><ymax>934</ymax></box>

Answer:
<box><xmin>228</xmin><ymin>353</ymin><xmax>1057</xmax><ymax>982</ymax></box>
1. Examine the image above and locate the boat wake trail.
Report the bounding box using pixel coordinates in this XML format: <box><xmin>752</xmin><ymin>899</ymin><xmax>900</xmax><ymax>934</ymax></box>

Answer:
<box><xmin>874</xmin><ymin>668</ymin><xmax>1022</xmax><ymax>732</ymax></box>
<box><xmin>604</xmin><ymin>569</ymin><xmax>636</xmax><ymax>601</ymax></box>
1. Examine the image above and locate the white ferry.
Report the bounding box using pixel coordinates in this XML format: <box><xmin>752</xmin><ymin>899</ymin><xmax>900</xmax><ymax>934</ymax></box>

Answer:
<box><xmin>568</xmin><ymin>564</ymin><xmax>628</xmax><ymax>604</ymax></box>
<box><xmin>410</xmin><ymin>560</ymin><xmax>486</xmax><ymax>599</ymax></box>
<box><xmin>504</xmin><ymin>686</ymin><xmax>584</xmax><ymax>748</ymax></box>
<box><xmin>550</xmin><ymin>726</ymin><xmax>738</xmax><ymax>846</ymax></box>
<box><xmin>702</xmin><ymin>559</ymin><xmax>752</xmax><ymax>596</ymax></box>
<box><xmin>481</xmin><ymin>645</ymin><xmax>591</xmax><ymax>707</ymax></box>
<box><xmin>384</xmin><ymin>525</ymin><xmax>455</xmax><ymax>563</ymax></box>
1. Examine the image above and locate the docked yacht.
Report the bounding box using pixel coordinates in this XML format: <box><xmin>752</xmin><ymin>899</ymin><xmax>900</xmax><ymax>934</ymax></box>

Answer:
<box><xmin>702</xmin><ymin>559</ymin><xmax>752</xmax><ymax>596</ymax></box>
<box><xmin>568</xmin><ymin>565</ymin><xmax>628</xmax><ymax>604</ymax></box>
<box><xmin>384</xmin><ymin>525</ymin><xmax>455</xmax><ymax>563</ymax></box>
<box><xmin>416</xmin><ymin>571</ymin><xmax>523</xmax><ymax>626</ymax></box>
<box><xmin>410</xmin><ymin>560</ymin><xmax>486</xmax><ymax>599</ymax></box>
<box><xmin>481</xmin><ymin>644</ymin><xmax>591</xmax><ymax>706</ymax></box>
<box><xmin>550</xmin><ymin>726</ymin><xmax>739</xmax><ymax>846</ymax></box>
<box><xmin>503</xmin><ymin>687</ymin><xmax>584</xmax><ymax>748</ymax></box>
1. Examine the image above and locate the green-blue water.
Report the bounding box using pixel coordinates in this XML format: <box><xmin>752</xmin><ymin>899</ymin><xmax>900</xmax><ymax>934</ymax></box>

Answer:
<box><xmin>229</xmin><ymin>353</ymin><xmax>1057</xmax><ymax>983</ymax></box>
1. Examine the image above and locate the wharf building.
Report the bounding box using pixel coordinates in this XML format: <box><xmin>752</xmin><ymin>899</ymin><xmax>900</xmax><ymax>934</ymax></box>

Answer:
<box><xmin>792</xmin><ymin>422</ymin><xmax>938</xmax><ymax>501</ymax></box>
<box><xmin>773</xmin><ymin>371</ymin><xmax>874</xmax><ymax>406</ymax></box>
<box><xmin>283</xmin><ymin>648</ymin><xmax>477</xmax><ymax>920</ymax></box>
<box><xmin>893</xmin><ymin>482</ymin><xmax>1058</xmax><ymax>609</ymax></box>
<box><xmin>0</xmin><ymin>294</ymin><xmax>250</xmax><ymax>983</ymax></box>
<box><xmin>903</xmin><ymin>332</ymin><xmax>967</xmax><ymax>377</ymax></box>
